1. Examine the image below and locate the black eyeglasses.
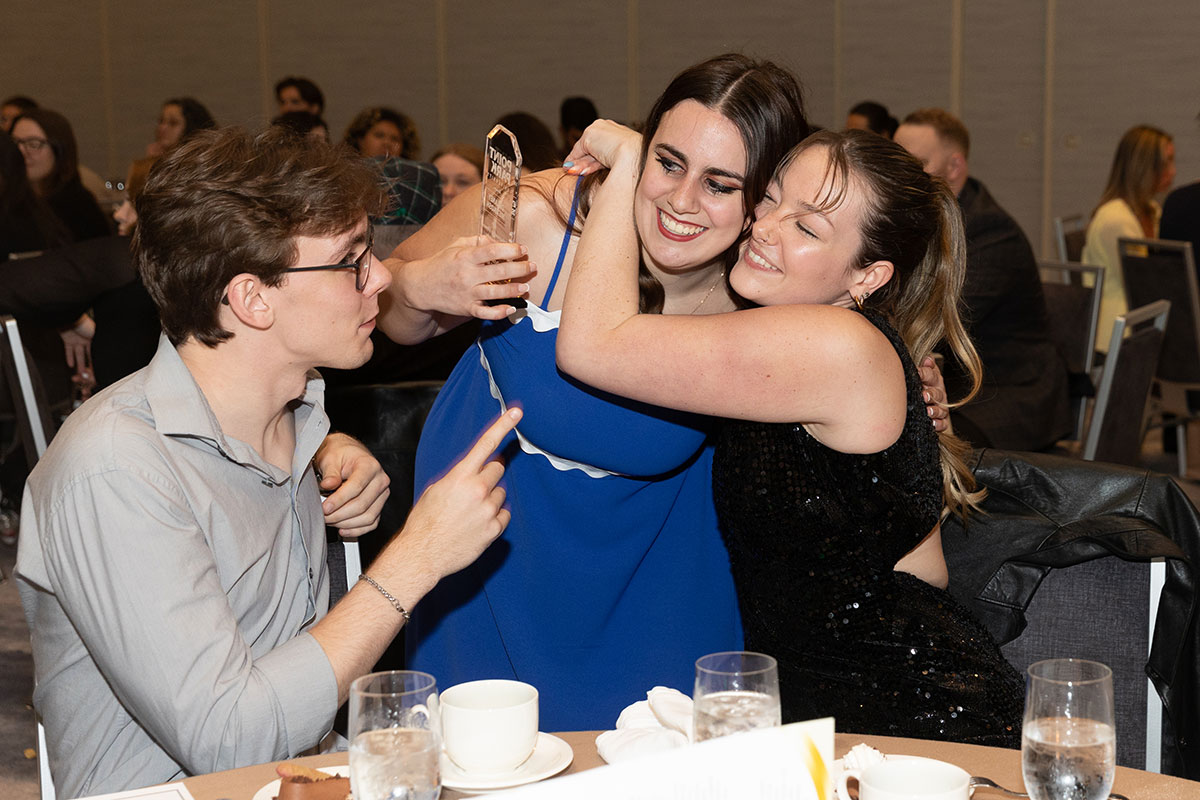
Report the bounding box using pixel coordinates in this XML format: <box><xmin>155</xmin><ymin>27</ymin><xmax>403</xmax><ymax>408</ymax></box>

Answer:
<box><xmin>13</xmin><ymin>137</ymin><xmax>50</xmax><ymax>153</ymax></box>
<box><xmin>283</xmin><ymin>227</ymin><xmax>374</xmax><ymax>291</ymax></box>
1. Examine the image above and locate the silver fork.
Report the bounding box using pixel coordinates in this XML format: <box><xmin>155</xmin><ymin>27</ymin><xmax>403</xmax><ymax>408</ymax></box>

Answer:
<box><xmin>969</xmin><ymin>776</ymin><xmax>1131</xmax><ymax>800</ymax></box>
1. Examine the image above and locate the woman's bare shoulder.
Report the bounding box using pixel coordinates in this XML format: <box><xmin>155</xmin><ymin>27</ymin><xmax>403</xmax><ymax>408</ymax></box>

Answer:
<box><xmin>394</xmin><ymin>184</ymin><xmax>482</xmax><ymax>260</ymax></box>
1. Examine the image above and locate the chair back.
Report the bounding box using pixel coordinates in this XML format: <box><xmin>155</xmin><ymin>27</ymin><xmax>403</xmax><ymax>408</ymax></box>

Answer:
<box><xmin>323</xmin><ymin>381</ymin><xmax>444</xmax><ymax>604</ymax></box>
<box><xmin>1118</xmin><ymin>237</ymin><xmax>1200</xmax><ymax>384</ymax></box>
<box><xmin>1054</xmin><ymin>213</ymin><xmax>1087</xmax><ymax>262</ymax></box>
<box><xmin>999</xmin><ymin>557</ymin><xmax>1165</xmax><ymax>770</ymax></box>
<box><xmin>1083</xmin><ymin>300</ymin><xmax>1169</xmax><ymax>465</ymax></box>
<box><xmin>0</xmin><ymin>316</ymin><xmax>54</xmax><ymax>465</ymax></box>
<box><xmin>0</xmin><ymin>318</ymin><xmax>57</xmax><ymax>798</ymax></box>
<box><xmin>941</xmin><ymin>450</ymin><xmax>1191</xmax><ymax>773</ymax></box>
<box><xmin>1039</xmin><ymin>261</ymin><xmax>1104</xmax><ymax>440</ymax></box>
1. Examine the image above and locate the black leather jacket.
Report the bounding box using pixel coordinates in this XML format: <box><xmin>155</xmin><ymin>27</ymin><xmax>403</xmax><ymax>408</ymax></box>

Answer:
<box><xmin>943</xmin><ymin>449</ymin><xmax>1197</xmax><ymax>778</ymax></box>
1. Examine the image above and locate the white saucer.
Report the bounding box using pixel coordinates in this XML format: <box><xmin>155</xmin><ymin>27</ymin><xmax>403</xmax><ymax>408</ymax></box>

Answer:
<box><xmin>252</xmin><ymin>765</ymin><xmax>348</xmax><ymax>800</ymax></box>
<box><xmin>441</xmin><ymin>731</ymin><xmax>573</xmax><ymax>793</ymax></box>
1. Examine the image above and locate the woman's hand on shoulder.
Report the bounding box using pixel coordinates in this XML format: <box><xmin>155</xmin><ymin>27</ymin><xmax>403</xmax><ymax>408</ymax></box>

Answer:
<box><xmin>563</xmin><ymin>120</ymin><xmax>642</xmax><ymax>177</ymax></box>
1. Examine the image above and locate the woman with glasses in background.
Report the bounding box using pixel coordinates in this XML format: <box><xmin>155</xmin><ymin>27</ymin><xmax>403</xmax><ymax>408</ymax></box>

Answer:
<box><xmin>10</xmin><ymin>108</ymin><xmax>110</xmax><ymax>243</ymax></box>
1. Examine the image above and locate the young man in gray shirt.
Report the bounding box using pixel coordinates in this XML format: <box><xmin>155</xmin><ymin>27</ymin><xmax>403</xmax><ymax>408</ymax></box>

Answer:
<box><xmin>16</xmin><ymin>126</ymin><xmax>523</xmax><ymax>797</ymax></box>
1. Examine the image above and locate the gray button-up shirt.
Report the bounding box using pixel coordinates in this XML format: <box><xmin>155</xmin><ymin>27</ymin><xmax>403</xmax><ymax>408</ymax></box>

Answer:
<box><xmin>17</xmin><ymin>336</ymin><xmax>338</xmax><ymax>798</ymax></box>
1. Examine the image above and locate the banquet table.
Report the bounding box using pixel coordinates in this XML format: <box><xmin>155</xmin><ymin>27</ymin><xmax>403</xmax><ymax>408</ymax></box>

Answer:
<box><xmin>179</xmin><ymin>731</ymin><xmax>1198</xmax><ymax>799</ymax></box>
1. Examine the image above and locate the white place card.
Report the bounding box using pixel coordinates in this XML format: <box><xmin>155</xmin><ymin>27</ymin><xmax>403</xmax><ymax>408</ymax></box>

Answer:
<box><xmin>79</xmin><ymin>783</ymin><xmax>196</xmax><ymax>800</ymax></box>
<box><xmin>493</xmin><ymin>717</ymin><xmax>835</xmax><ymax>800</ymax></box>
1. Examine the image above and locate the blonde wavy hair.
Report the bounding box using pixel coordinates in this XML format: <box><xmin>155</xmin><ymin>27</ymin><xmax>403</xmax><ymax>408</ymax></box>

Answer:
<box><xmin>779</xmin><ymin>129</ymin><xmax>985</xmax><ymax>518</ymax></box>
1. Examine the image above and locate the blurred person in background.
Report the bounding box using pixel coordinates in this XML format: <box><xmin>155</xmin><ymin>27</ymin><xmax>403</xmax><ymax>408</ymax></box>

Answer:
<box><xmin>11</xmin><ymin>108</ymin><xmax>110</xmax><ymax>242</ymax></box>
<box><xmin>275</xmin><ymin>75</ymin><xmax>324</xmax><ymax>116</ymax></box>
<box><xmin>125</xmin><ymin>97</ymin><xmax>216</xmax><ymax>202</ymax></box>
<box><xmin>1</xmin><ymin>94</ymin><xmax>38</xmax><ymax>133</ymax></box>
<box><xmin>1083</xmin><ymin>125</ymin><xmax>1175</xmax><ymax>350</ymax></box>
<box><xmin>431</xmin><ymin>143</ymin><xmax>483</xmax><ymax>204</ymax></box>
<box><xmin>895</xmin><ymin>107</ymin><xmax>1070</xmax><ymax>451</ymax></box>
<box><xmin>559</xmin><ymin>95</ymin><xmax>599</xmax><ymax>155</ymax></box>
<box><xmin>344</xmin><ymin>106</ymin><xmax>421</xmax><ymax>160</ymax></box>
<box><xmin>271</xmin><ymin>110</ymin><xmax>329</xmax><ymax>143</ymax></box>
<box><xmin>495</xmin><ymin>111</ymin><xmax>561</xmax><ymax>172</ymax></box>
<box><xmin>846</xmin><ymin>100</ymin><xmax>898</xmax><ymax>139</ymax></box>
<box><xmin>345</xmin><ymin>107</ymin><xmax>439</xmax><ymax>225</ymax></box>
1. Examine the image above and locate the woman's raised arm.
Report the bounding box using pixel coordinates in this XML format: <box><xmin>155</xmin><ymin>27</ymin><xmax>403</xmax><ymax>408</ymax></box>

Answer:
<box><xmin>556</xmin><ymin>122</ymin><xmax>906</xmax><ymax>455</ymax></box>
<box><xmin>377</xmin><ymin>185</ymin><xmax>534</xmax><ymax>344</ymax></box>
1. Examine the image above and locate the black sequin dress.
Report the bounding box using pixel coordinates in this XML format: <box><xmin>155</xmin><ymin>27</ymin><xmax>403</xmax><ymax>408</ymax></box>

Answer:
<box><xmin>711</xmin><ymin>309</ymin><xmax>1024</xmax><ymax>747</ymax></box>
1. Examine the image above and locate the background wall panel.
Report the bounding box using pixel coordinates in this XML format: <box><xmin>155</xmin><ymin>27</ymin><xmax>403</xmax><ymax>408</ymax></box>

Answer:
<box><xmin>840</xmin><ymin>0</ymin><xmax>953</xmax><ymax>127</ymax></box>
<box><xmin>107</xmin><ymin>0</ymin><xmax>262</xmax><ymax>181</ymax></box>
<box><xmin>2</xmin><ymin>1</ymin><xmax>109</xmax><ymax>177</ymax></box>
<box><xmin>4</xmin><ymin>1</ymin><xmax>1199</xmax><ymax>257</ymax></box>
<box><xmin>961</xmin><ymin>0</ymin><xmax>1045</xmax><ymax>248</ymax></box>
<box><xmin>266</xmin><ymin>3</ymin><xmax>441</xmax><ymax>159</ymax></box>
<box><xmin>1052</xmin><ymin>0</ymin><xmax>1200</xmax><ymax>236</ymax></box>
<box><xmin>442</xmin><ymin>0</ymin><xmax>626</xmax><ymax>155</ymax></box>
<box><xmin>635</xmin><ymin>4</ymin><xmax>830</xmax><ymax>127</ymax></box>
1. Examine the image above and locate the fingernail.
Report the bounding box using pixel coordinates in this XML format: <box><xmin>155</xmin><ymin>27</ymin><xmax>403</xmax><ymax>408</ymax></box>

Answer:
<box><xmin>563</xmin><ymin>160</ymin><xmax>574</xmax><ymax>168</ymax></box>
<box><xmin>923</xmin><ymin>391</ymin><xmax>931</xmax><ymax>403</ymax></box>
<box><xmin>517</xmin><ymin>283</ymin><xmax>530</xmax><ymax>294</ymax></box>
<box><xmin>928</xmin><ymin>407</ymin><xmax>935</xmax><ymax>417</ymax></box>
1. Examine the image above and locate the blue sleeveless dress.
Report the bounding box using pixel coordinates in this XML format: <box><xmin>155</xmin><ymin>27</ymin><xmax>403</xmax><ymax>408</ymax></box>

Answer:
<box><xmin>407</xmin><ymin>188</ymin><xmax>743</xmax><ymax>730</ymax></box>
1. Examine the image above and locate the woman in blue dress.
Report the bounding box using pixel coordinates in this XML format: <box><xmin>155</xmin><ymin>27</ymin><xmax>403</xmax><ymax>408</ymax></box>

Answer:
<box><xmin>556</xmin><ymin>124</ymin><xmax>1023</xmax><ymax>744</ymax></box>
<box><xmin>378</xmin><ymin>55</ymin><xmax>944</xmax><ymax>730</ymax></box>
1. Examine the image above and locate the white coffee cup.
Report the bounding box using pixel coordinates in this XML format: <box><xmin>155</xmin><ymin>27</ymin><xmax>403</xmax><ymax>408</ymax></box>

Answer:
<box><xmin>440</xmin><ymin>679</ymin><xmax>539</xmax><ymax>775</ymax></box>
<box><xmin>836</xmin><ymin>757</ymin><xmax>971</xmax><ymax>800</ymax></box>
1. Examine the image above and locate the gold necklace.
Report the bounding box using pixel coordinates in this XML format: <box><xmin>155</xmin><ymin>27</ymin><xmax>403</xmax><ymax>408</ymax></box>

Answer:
<box><xmin>690</xmin><ymin>269</ymin><xmax>726</xmax><ymax>314</ymax></box>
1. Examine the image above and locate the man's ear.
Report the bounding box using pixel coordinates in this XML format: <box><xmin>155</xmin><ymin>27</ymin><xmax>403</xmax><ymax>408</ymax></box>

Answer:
<box><xmin>853</xmin><ymin>259</ymin><xmax>895</xmax><ymax>298</ymax></box>
<box><xmin>222</xmin><ymin>273</ymin><xmax>274</xmax><ymax>332</ymax></box>
<box><xmin>947</xmin><ymin>151</ymin><xmax>968</xmax><ymax>188</ymax></box>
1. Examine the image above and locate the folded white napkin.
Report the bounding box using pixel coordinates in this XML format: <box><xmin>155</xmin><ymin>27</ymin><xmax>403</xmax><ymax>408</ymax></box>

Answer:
<box><xmin>595</xmin><ymin>686</ymin><xmax>693</xmax><ymax>764</ymax></box>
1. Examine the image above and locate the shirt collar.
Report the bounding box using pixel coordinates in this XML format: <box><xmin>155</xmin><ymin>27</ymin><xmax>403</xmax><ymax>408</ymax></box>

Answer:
<box><xmin>143</xmin><ymin>334</ymin><xmax>329</xmax><ymax>483</ymax></box>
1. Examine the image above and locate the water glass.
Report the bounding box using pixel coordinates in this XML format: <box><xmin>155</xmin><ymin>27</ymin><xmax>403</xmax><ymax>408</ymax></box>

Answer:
<box><xmin>349</xmin><ymin>670</ymin><xmax>440</xmax><ymax>800</ymax></box>
<box><xmin>1021</xmin><ymin>658</ymin><xmax>1115</xmax><ymax>800</ymax></box>
<box><xmin>693</xmin><ymin>651</ymin><xmax>781</xmax><ymax>742</ymax></box>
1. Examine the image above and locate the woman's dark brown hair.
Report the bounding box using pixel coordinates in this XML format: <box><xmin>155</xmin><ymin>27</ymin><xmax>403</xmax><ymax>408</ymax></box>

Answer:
<box><xmin>560</xmin><ymin>53</ymin><xmax>809</xmax><ymax>312</ymax></box>
<box><xmin>12</xmin><ymin>108</ymin><xmax>81</xmax><ymax>197</ymax></box>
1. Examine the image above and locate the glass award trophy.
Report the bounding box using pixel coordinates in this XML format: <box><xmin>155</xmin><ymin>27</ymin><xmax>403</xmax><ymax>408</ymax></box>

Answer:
<box><xmin>480</xmin><ymin>124</ymin><xmax>525</xmax><ymax>308</ymax></box>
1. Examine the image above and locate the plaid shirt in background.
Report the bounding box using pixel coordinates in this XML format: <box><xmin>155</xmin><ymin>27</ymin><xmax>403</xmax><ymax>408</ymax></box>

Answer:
<box><xmin>373</xmin><ymin>157</ymin><xmax>443</xmax><ymax>225</ymax></box>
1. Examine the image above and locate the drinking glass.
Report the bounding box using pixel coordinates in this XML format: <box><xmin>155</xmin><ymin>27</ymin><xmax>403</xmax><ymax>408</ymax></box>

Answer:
<box><xmin>349</xmin><ymin>670</ymin><xmax>441</xmax><ymax>800</ymax></box>
<box><xmin>1021</xmin><ymin>658</ymin><xmax>1115</xmax><ymax>800</ymax></box>
<box><xmin>693</xmin><ymin>651</ymin><xmax>782</xmax><ymax>742</ymax></box>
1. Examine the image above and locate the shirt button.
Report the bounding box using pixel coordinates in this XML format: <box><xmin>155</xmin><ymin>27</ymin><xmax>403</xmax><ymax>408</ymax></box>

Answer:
<box><xmin>308</xmin><ymin>568</ymin><xmax>314</xmax><ymax>580</ymax></box>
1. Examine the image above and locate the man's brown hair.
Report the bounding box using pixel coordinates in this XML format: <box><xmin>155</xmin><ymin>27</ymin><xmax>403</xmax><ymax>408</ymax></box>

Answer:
<box><xmin>902</xmin><ymin>107</ymin><xmax>970</xmax><ymax>159</ymax></box>
<box><xmin>134</xmin><ymin>126</ymin><xmax>385</xmax><ymax>346</ymax></box>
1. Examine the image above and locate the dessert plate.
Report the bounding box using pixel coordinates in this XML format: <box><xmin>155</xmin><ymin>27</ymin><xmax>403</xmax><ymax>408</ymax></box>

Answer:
<box><xmin>441</xmin><ymin>731</ymin><xmax>573</xmax><ymax>793</ymax></box>
<box><xmin>252</xmin><ymin>765</ymin><xmax>348</xmax><ymax>800</ymax></box>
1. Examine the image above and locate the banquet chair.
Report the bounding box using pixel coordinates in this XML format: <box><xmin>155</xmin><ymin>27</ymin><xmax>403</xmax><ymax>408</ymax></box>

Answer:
<box><xmin>1082</xmin><ymin>300</ymin><xmax>1169</xmax><ymax>465</ymax></box>
<box><xmin>1053</xmin><ymin>213</ymin><xmax>1088</xmax><ymax>262</ymax></box>
<box><xmin>0</xmin><ymin>316</ymin><xmax>53</xmax><ymax>468</ymax></box>
<box><xmin>1038</xmin><ymin>261</ymin><xmax>1104</xmax><ymax>440</ymax></box>
<box><xmin>943</xmin><ymin>449</ymin><xmax>1197</xmax><ymax>775</ymax></box>
<box><xmin>1</xmin><ymin>316</ymin><xmax>55</xmax><ymax>800</ymax></box>
<box><xmin>1118</xmin><ymin>237</ymin><xmax>1200</xmax><ymax>476</ymax></box>
<box><xmin>323</xmin><ymin>381</ymin><xmax>443</xmax><ymax>614</ymax></box>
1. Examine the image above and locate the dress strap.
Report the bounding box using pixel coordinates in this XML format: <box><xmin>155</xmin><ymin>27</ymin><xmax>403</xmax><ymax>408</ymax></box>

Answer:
<box><xmin>541</xmin><ymin>174</ymin><xmax>584</xmax><ymax>307</ymax></box>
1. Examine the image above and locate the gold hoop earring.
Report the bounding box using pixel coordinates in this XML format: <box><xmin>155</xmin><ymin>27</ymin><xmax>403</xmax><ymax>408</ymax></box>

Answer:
<box><xmin>853</xmin><ymin>291</ymin><xmax>870</xmax><ymax>311</ymax></box>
